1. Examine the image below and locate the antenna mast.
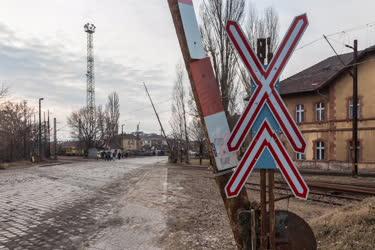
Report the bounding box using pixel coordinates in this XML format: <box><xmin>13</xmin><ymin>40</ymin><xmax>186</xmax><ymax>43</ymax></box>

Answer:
<box><xmin>84</xmin><ymin>23</ymin><xmax>96</xmax><ymax>116</ymax></box>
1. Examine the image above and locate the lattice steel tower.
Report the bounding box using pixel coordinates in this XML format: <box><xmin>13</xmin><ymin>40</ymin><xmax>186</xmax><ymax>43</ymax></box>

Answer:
<box><xmin>84</xmin><ymin>23</ymin><xmax>96</xmax><ymax>115</ymax></box>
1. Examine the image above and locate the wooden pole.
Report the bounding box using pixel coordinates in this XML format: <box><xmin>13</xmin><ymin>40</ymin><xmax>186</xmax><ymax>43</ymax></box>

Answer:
<box><xmin>167</xmin><ymin>1</ymin><xmax>250</xmax><ymax>248</ymax></box>
<box><xmin>143</xmin><ymin>82</ymin><xmax>173</xmax><ymax>153</ymax></box>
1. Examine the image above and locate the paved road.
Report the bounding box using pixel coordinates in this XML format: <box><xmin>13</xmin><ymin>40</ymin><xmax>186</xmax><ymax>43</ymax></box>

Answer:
<box><xmin>0</xmin><ymin>157</ymin><xmax>167</xmax><ymax>250</ymax></box>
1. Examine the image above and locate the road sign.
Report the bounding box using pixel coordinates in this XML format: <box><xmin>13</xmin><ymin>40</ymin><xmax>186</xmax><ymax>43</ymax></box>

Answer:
<box><xmin>226</xmin><ymin>15</ymin><xmax>308</xmax><ymax>153</ymax></box>
<box><xmin>225</xmin><ymin>14</ymin><xmax>310</xmax><ymax>199</ymax></box>
<box><xmin>191</xmin><ymin>58</ymin><xmax>238</xmax><ymax>171</ymax></box>
<box><xmin>225</xmin><ymin>121</ymin><xmax>309</xmax><ymax>199</ymax></box>
<box><xmin>178</xmin><ymin>0</ymin><xmax>237</xmax><ymax>171</ymax></box>
<box><xmin>178</xmin><ymin>0</ymin><xmax>206</xmax><ymax>59</ymax></box>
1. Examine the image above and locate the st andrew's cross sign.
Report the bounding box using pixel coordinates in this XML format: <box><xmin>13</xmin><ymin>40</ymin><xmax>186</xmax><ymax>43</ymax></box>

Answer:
<box><xmin>225</xmin><ymin>14</ymin><xmax>310</xmax><ymax>200</ymax></box>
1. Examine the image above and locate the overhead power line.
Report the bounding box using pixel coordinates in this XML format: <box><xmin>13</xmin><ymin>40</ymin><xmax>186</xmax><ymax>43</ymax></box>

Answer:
<box><xmin>296</xmin><ymin>20</ymin><xmax>375</xmax><ymax>51</ymax></box>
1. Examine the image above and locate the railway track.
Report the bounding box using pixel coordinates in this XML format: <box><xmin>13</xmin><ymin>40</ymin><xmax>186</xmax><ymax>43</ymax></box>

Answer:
<box><xmin>244</xmin><ymin>182</ymin><xmax>365</xmax><ymax>206</ymax></box>
<box><xmin>173</xmin><ymin>164</ymin><xmax>375</xmax><ymax>205</ymax></box>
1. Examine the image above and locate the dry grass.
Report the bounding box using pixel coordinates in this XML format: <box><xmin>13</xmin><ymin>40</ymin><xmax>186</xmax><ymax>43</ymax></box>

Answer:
<box><xmin>311</xmin><ymin>197</ymin><xmax>375</xmax><ymax>250</ymax></box>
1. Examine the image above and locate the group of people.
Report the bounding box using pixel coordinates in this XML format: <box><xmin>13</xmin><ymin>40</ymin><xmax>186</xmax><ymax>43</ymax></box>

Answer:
<box><xmin>99</xmin><ymin>149</ymin><xmax>128</xmax><ymax>161</ymax></box>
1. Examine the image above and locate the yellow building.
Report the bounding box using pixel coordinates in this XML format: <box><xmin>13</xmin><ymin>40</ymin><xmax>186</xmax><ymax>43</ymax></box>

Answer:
<box><xmin>121</xmin><ymin>134</ymin><xmax>142</xmax><ymax>151</ymax></box>
<box><xmin>280</xmin><ymin>46</ymin><xmax>375</xmax><ymax>170</ymax></box>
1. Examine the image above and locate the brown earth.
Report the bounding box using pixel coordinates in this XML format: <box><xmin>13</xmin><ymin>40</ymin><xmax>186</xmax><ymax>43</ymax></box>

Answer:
<box><xmin>161</xmin><ymin>164</ymin><xmax>374</xmax><ymax>250</ymax></box>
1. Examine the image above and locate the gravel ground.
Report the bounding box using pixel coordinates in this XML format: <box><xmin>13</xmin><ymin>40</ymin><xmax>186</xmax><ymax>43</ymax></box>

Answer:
<box><xmin>161</xmin><ymin>166</ymin><xmax>236</xmax><ymax>250</ymax></box>
<box><xmin>1</xmin><ymin>158</ymin><xmax>372</xmax><ymax>249</ymax></box>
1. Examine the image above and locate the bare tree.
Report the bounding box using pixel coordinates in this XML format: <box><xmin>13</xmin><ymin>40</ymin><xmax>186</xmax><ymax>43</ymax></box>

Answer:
<box><xmin>200</xmin><ymin>0</ymin><xmax>245</xmax><ymax>119</ymax></box>
<box><xmin>170</xmin><ymin>64</ymin><xmax>190</xmax><ymax>163</ymax></box>
<box><xmin>0</xmin><ymin>100</ymin><xmax>36</xmax><ymax>162</ymax></box>
<box><xmin>0</xmin><ymin>84</ymin><xmax>8</xmax><ymax>101</ymax></box>
<box><xmin>200</xmin><ymin>1</ymin><xmax>279</xmax><ymax>113</ymax></box>
<box><xmin>188</xmin><ymin>117</ymin><xmax>206</xmax><ymax>165</ymax></box>
<box><xmin>68</xmin><ymin>92</ymin><xmax>121</xmax><ymax>153</ymax></box>
<box><xmin>238</xmin><ymin>5</ymin><xmax>279</xmax><ymax>96</ymax></box>
<box><xmin>105</xmin><ymin>92</ymin><xmax>120</xmax><ymax>147</ymax></box>
<box><xmin>67</xmin><ymin>106</ymin><xmax>105</xmax><ymax>152</ymax></box>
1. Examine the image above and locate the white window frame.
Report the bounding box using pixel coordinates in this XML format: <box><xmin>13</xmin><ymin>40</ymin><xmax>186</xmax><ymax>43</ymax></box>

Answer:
<box><xmin>295</xmin><ymin>104</ymin><xmax>305</xmax><ymax>124</ymax></box>
<box><xmin>316</xmin><ymin>141</ymin><xmax>325</xmax><ymax>160</ymax></box>
<box><xmin>296</xmin><ymin>152</ymin><xmax>305</xmax><ymax>160</ymax></box>
<box><xmin>316</xmin><ymin>102</ymin><xmax>325</xmax><ymax>122</ymax></box>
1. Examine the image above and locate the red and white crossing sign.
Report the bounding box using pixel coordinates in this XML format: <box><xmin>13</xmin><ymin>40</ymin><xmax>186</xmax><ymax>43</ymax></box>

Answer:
<box><xmin>225</xmin><ymin>14</ymin><xmax>310</xmax><ymax>200</ymax></box>
<box><xmin>225</xmin><ymin>121</ymin><xmax>309</xmax><ymax>199</ymax></box>
<box><xmin>226</xmin><ymin>14</ymin><xmax>308</xmax><ymax>154</ymax></box>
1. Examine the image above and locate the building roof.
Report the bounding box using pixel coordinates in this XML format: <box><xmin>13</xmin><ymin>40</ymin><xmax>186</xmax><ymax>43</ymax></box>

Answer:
<box><xmin>279</xmin><ymin>45</ymin><xmax>375</xmax><ymax>96</ymax></box>
<box><xmin>122</xmin><ymin>134</ymin><xmax>137</xmax><ymax>140</ymax></box>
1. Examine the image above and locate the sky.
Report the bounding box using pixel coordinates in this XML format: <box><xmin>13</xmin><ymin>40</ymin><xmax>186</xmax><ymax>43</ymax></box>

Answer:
<box><xmin>0</xmin><ymin>0</ymin><xmax>375</xmax><ymax>140</ymax></box>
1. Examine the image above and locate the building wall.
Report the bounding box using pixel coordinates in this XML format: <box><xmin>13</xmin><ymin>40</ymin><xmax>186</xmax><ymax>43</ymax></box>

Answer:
<box><xmin>121</xmin><ymin>138</ymin><xmax>140</xmax><ymax>151</ymax></box>
<box><xmin>282</xmin><ymin>55</ymin><xmax>375</xmax><ymax>168</ymax></box>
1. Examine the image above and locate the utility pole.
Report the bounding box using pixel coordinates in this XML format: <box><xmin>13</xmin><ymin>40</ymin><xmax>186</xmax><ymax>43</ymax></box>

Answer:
<box><xmin>43</xmin><ymin>112</ymin><xmax>47</xmax><ymax>159</ymax></box>
<box><xmin>353</xmin><ymin>40</ymin><xmax>359</xmax><ymax>176</ymax></box>
<box><xmin>54</xmin><ymin>118</ymin><xmax>57</xmax><ymax>160</ymax></box>
<box><xmin>347</xmin><ymin>40</ymin><xmax>359</xmax><ymax>176</ymax></box>
<box><xmin>121</xmin><ymin>124</ymin><xmax>125</xmax><ymax>136</ymax></box>
<box><xmin>167</xmin><ymin>1</ymin><xmax>250</xmax><ymax>248</ymax></box>
<box><xmin>325</xmin><ymin>37</ymin><xmax>359</xmax><ymax>176</ymax></box>
<box><xmin>38</xmin><ymin>98</ymin><xmax>44</xmax><ymax>161</ymax></box>
<box><xmin>143</xmin><ymin>82</ymin><xmax>173</xmax><ymax>153</ymax></box>
<box><xmin>47</xmin><ymin>110</ymin><xmax>51</xmax><ymax>158</ymax></box>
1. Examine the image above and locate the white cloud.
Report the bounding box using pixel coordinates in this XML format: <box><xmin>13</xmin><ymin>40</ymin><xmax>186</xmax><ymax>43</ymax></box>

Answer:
<box><xmin>0</xmin><ymin>0</ymin><xmax>375</xmax><ymax>140</ymax></box>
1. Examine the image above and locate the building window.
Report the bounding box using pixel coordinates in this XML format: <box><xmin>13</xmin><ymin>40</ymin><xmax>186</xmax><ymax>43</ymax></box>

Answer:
<box><xmin>295</xmin><ymin>104</ymin><xmax>305</xmax><ymax>124</ymax></box>
<box><xmin>296</xmin><ymin>152</ymin><xmax>305</xmax><ymax>160</ymax></box>
<box><xmin>348</xmin><ymin>98</ymin><xmax>361</xmax><ymax>119</ymax></box>
<box><xmin>316</xmin><ymin>141</ymin><xmax>325</xmax><ymax>160</ymax></box>
<box><xmin>348</xmin><ymin>140</ymin><xmax>361</xmax><ymax>162</ymax></box>
<box><xmin>315</xmin><ymin>102</ymin><xmax>325</xmax><ymax>122</ymax></box>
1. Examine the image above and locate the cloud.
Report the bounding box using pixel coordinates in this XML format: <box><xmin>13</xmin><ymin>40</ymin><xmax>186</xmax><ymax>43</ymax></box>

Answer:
<box><xmin>0</xmin><ymin>22</ymin><xmax>174</xmax><ymax>139</ymax></box>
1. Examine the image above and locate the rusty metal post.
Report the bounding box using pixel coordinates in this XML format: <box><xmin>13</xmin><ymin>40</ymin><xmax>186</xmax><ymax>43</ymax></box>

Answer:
<box><xmin>260</xmin><ymin>170</ymin><xmax>267</xmax><ymax>250</ymax></box>
<box><xmin>250</xmin><ymin>209</ymin><xmax>257</xmax><ymax>250</ymax></box>
<box><xmin>257</xmin><ymin>37</ymin><xmax>268</xmax><ymax>250</ymax></box>
<box><xmin>268</xmin><ymin>170</ymin><xmax>276</xmax><ymax>250</ymax></box>
<box><xmin>167</xmin><ymin>1</ymin><xmax>250</xmax><ymax>248</ymax></box>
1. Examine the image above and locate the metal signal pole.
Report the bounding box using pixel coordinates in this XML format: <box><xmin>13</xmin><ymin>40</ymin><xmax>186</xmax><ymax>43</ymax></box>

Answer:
<box><xmin>257</xmin><ymin>38</ymin><xmax>269</xmax><ymax>250</ymax></box>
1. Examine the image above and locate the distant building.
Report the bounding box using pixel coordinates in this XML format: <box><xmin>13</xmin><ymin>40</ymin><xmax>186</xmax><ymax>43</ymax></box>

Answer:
<box><xmin>280</xmin><ymin>45</ymin><xmax>375</xmax><ymax>169</ymax></box>
<box><xmin>120</xmin><ymin>132</ymin><xmax>167</xmax><ymax>152</ymax></box>
<box><xmin>142</xmin><ymin>133</ymin><xmax>167</xmax><ymax>150</ymax></box>
<box><xmin>120</xmin><ymin>134</ymin><xmax>142</xmax><ymax>151</ymax></box>
<box><xmin>58</xmin><ymin>141</ymin><xmax>83</xmax><ymax>156</ymax></box>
